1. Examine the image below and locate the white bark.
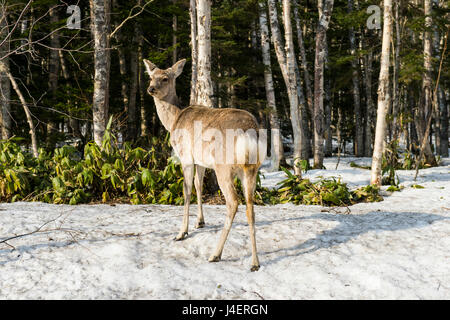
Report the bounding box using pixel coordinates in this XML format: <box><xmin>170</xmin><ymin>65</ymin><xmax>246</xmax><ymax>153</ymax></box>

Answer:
<box><xmin>348</xmin><ymin>0</ymin><xmax>363</xmax><ymax>157</ymax></box>
<box><xmin>370</xmin><ymin>0</ymin><xmax>393</xmax><ymax>186</ymax></box>
<box><xmin>313</xmin><ymin>0</ymin><xmax>334</xmax><ymax>168</ymax></box>
<box><xmin>417</xmin><ymin>0</ymin><xmax>436</xmax><ymax>165</ymax></box>
<box><xmin>90</xmin><ymin>0</ymin><xmax>111</xmax><ymax>146</ymax></box>
<box><xmin>259</xmin><ymin>2</ymin><xmax>282</xmax><ymax>172</ymax></box>
<box><xmin>0</xmin><ymin>4</ymin><xmax>11</xmax><ymax>139</ymax></box>
<box><xmin>189</xmin><ymin>0</ymin><xmax>198</xmax><ymax>105</ymax></box>
<box><xmin>267</xmin><ymin>0</ymin><xmax>306</xmax><ymax>176</ymax></box>
<box><xmin>195</xmin><ymin>0</ymin><xmax>213</xmax><ymax>106</ymax></box>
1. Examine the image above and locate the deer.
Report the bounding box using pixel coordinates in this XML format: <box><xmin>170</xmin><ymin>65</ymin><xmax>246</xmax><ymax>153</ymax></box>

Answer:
<box><xmin>143</xmin><ymin>58</ymin><xmax>264</xmax><ymax>271</ymax></box>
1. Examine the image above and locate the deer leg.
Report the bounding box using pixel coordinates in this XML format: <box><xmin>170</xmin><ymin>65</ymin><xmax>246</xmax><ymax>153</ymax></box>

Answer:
<box><xmin>242</xmin><ymin>166</ymin><xmax>260</xmax><ymax>272</ymax></box>
<box><xmin>194</xmin><ymin>165</ymin><xmax>206</xmax><ymax>228</ymax></box>
<box><xmin>208</xmin><ymin>168</ymin><xmax>238</xmax><ymax>263</ymax></box>
<box><xmin>175</xmin><ymin>164</ymin><xmax>194</xmax><ymax>241</ymax></box>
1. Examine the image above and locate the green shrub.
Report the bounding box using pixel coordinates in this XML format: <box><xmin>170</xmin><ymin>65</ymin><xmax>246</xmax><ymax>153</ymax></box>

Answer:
<box><xmin>0</xmin><ymin>119</ymin><xmax>384</xmax><ymax>208</ymax></box>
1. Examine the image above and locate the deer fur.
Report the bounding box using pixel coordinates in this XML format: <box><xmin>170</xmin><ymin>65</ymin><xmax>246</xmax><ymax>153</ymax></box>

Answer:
<box><xmin>143</xmin><ymin>58</ymin><xmax>263</xmax><ymax>271</ymax></box>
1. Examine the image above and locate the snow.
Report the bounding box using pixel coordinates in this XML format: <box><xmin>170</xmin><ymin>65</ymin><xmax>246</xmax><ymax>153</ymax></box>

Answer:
<box><xmin>0</xmin><ymin>157</ymin><xmax>449</xmax><ymax>299</ymax></box>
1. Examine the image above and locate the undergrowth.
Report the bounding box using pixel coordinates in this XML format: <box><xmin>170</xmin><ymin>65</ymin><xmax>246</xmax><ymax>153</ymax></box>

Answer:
<box><xmin>0</xmin><ymin>118</ymin><xmax>384</xmax><ymax>207</ymax></box>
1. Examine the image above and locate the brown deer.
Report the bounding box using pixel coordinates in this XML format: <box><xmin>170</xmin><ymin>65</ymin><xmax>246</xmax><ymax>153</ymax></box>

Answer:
<box><xmin>143</xmin><ymin>58</ymin><xmax>264</xmax><ymax>271</ymax></box>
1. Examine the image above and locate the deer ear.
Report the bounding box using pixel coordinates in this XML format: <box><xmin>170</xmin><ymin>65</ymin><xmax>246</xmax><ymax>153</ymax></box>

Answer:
<box><xmin>170</xmin><ymin>59</ymin><xmax>186</xmax><ymax>78</ymax></box>
<box><xmin>143</xmin><ymin>59</ymin><xmax>157</xmax><ymax>76</ymax></box>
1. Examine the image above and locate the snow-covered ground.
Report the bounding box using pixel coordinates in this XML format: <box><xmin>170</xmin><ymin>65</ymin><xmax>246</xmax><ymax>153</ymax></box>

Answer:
<box><xmin>0</xmin><ymin>157</ymin><xmax>449</xmax><ymax>299</ymax></box>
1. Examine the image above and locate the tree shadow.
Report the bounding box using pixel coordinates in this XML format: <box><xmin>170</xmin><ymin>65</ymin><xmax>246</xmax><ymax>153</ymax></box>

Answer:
<box><xmin>260</xmin><ymin>210</ymin><xmax>449</xmax><ymax>265</ymax></box>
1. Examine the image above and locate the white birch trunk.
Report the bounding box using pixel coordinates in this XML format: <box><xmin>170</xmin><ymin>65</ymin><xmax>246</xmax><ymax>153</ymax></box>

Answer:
<box><xmin>370</xmin><ymin>0</ymin><xmax>393</xmax><ymax>186</ymax></box>
<box><xmin>313</xmin><ymin>0</ymin><xmax>334</xmax><ymax>169</ymax></box>
<box><xmin>348</xmin><ymin>0</ymin><xmax>363</xmax><ymax>156</ymax></box>
<box><xmin>90</xmin><ymin>0</ymin><xmax>111</xmax><ymax>146</ymax></box>
<box><xmin>0</xmin><ymin>4</ymin><xmax>11</xmax><ymax>139</ymax></box>
<box><xmin>195</xmin><ymin>0</ymin><xmax>213</xmax><ymax>106</ymax></box>
<box><xmin>268</xmin><ymin>0</ymin><xmax>304</xmax><ymax>176</ymax></box>
<box><xmin>189</xmin><ymin>0</ymin><xmax>198</xmax><ymax>105</ymax></box>
<box><xmin>259</xmin><ymin>2</ymin><xmax>282</xmax><ymax>172</ymax></box>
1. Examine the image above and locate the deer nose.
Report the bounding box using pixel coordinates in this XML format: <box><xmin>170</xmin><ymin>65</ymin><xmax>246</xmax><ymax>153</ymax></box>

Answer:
<box><xmin>148</xmin><ymin>86</ymin><xmax>156</xmax><ymax>94</ymax></box>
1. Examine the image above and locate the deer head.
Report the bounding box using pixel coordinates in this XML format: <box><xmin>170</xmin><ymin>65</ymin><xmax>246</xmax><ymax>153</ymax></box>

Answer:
<box><xmin>143</xmin><ymin>59</ymin><xmax>186</xmax><ymax>104</ymax></box>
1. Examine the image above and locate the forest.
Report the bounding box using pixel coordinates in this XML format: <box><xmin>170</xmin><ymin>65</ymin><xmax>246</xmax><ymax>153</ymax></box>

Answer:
<box><xmin>1</xmin><ymin>0</ymin><xmax>450</xmax><ymax>300</ymax></box>
<box><xmin>0</xmin><ymin>0</ymin><xmax>448</xmax><ymax>204</ymax></box>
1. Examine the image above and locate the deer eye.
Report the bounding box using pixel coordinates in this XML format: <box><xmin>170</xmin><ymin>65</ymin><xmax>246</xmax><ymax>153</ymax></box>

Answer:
<box><xmin>162</xmin><ymin>78</ymin><xmax>168</xmax><ymax>82</ymax></box>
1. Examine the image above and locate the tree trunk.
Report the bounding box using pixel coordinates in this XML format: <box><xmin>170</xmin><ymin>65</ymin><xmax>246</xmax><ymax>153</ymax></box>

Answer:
<box><xmin>293</xmin><ymin>1</ymin><xmax>313</xmax><ymax>119</ymax></box>
<box><xmin>259</xmin><ymin>2</ymin><xmax>282</xmax><ymax>171</ymax></box>
<box><xmin>418</xmin><ymin>0</ymin><xmax>437</xmax><ymax>166</ymax></box>
<box><xmin>127</xmin><ymin>28</ymin><xmax>139</xmax><ymax>142</ymax></box>
<box><xmin>59</xmin><ymin>51</ymin><xmax>82</xmax><ymax>139</ymax></box>
<box><xmin>137</xmin><ymin>25</ymin><xmax>148</xmax><ymax>136</ymax></box>
<box><xmin>348</xmin><ymin>0</ymin><xmax>363</xmax><ymax>157</ymax></box>
<box><xmin>117</xmin><ymin>37</ymin><xmax>129</xmax><ymax>137</ymax></box>
<box><xmin>370</xmin><ymin>0</ymin><xmax>393</xmax><ymax>186</ymax></box>
<box><xmin>363</xmin><ymin>44</ymin><xmax>374</xmax><ymax>156</ymax></box>
<box><xmin>0</xmin><ymin>4</ymin><xmax>11</xmax><ymax>140</ymax></box>
<box><xmin>90</xmin><ymin>0</ymin><xmax>111</xmax><ymax>146</ymax></box>
<box><xmin>172</xmin><ymin>0</ymin><xmax>178</xmax><ymax>65</ymax></box>
<box><xmin>313</xmin><ymin>0</ymin><xmax>334</xmax><ymax>169</ymax></box>
<box><xmin>268</xmin><ymin>0</ymin><xmax>306</xmax><ymax>176</ymax></box>
<box><xmin>432</xmin><ymin>0</ymin><xmax>448</xmax><ymax>157</ymax></box>
<box><xmin>391</xmin><ymin>0</ymin><xmax>401</xmax><ymax>141</ymax></box>
<box><xmin>195</xmin><ymin>0</ymin><xmax>213</xmax><ymax>106</ymax></box>
<box><xmin>0</xmin><ymin>61</ymin><xmax>38</xmax><ymax>157</ymax></box>
<box><xmin>189</xmin><ymin>0</ymin><xmax>198</xmax><ymax>105</ymax></box>
<box><xmin>46</xmin><ymin>7</ymin><xmax>60</xmax><ymax>149</ymax></box>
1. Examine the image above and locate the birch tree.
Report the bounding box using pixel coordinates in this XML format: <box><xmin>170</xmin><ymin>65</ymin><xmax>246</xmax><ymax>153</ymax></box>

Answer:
<box><xmin>46</xmin><ymin>6</ymin><xmax>60</xmax><ymax>147</ymax></box>
<box><xmin>370</xmin><ymin>0</ymin><xmax>393</xmax><ymax>186</ymax></box>
<box><xmin>258</xmin><ymin>1</ymin><xmax>282</xmax><ymax>171</ymax></box>
<box><xmin>0</xmin><ymin>3</ymin><xmax>11</xmax><ymax>139</ymax></box>
<box><xmin>313</xmin><ymin>0</ymin><xmax>334</xmax><ymax>169</ymax></box>
<box><xmin>195</xmin><ymin>0</ymin><xmax>213</xmax><ymax>106</ymax></box>
<box><xmin>415</xmin><ymin>0</ymin><xmax>436</xmax><ymax>166</ymax></box>
<box><xmin>90</xmin><ymin>0</ymin><xmax>111</xmax><ymax>146</ymax></box>
<box><xmin>267</xmin><ymin>0</ymin><xmax>307</xmax><ymax>176</ymax></box>
<box><xmin>189</xmin><ymin>0</ymin><xmax>198</xmax><ymax>105</ymax></box>
<box><xmin>348</xmin><ymin>0</ymin><xmax>363</xmax><ymax>157</ymax></box>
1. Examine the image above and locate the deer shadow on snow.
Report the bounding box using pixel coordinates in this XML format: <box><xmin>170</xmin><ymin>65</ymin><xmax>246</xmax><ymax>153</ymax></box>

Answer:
<box><xmin>254</xmin><ymin>210</ymin><xmax>449</xmax><ymax>266</ymax></box>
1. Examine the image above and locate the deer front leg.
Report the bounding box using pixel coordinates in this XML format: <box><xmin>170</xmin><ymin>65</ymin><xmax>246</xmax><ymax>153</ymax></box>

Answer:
<box><xmin>175</xmin><ymin>164</ymin><xmax>194</xmax><ymax>241</ymax></box>
<box><xmin>194</xmin><ymin>165</ymin><xmax>206</xmax><ymax>228</ymax></box>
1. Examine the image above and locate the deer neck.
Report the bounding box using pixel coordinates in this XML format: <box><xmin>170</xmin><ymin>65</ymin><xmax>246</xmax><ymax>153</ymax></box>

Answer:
<box><xmin>164</xmin><ymin>92</ymin><xmax>180</xmax><ymax>107</ymax></box>
<box><xmin>153</xmin><ymin>96</ymin><xmax>181</xmax><ymax>132</ymax></box>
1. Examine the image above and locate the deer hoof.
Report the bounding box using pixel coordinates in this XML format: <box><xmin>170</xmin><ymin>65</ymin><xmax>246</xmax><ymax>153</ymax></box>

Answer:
<box><xmin>195</xmin><ymin>221</ymin><xmax>205</xmax><ymax>229</ymax></box>
<box><xmin>208</xmin><ymin>255</ymin><xmax>221</xmax><ymax>263</ymax></box>
<box><xmin>250</xmin><ymin>265</ymin><xmax>260</xmax><ymax>272</ymax></box>
<box><xmin>174</xmin><ymin>232</ymin><xmax>188</xmax><ymax>241</ymax></box>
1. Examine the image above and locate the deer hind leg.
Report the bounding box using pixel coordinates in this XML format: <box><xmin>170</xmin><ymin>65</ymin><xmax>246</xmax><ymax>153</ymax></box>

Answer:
<box><xmin>208</xmin><ymin>166</ymin><xmax>238</xmax><ymax>263</ymax></box>
<box><xmin>175</xmin><ymin>164</ymin><xmax>194</xmax><ymax>241</ymax></box>
<box><xmin>194</xmin><ymin>165</ymin><xmax>206</xmax><ymax>229</ymax></box>
<box><xmin>242</xmin><ymin>165</ymin><xmax>260</xmax><ymax>271</ymax></box>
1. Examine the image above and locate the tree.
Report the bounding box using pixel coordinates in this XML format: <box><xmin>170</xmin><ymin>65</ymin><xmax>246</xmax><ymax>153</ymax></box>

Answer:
<box><xmin>267</xmin><ymin>0</ymin><xmax>307</xmax><ymax>176</ymax></box>
<box><xmin>347</xmin><ymin>0</ymin><xmax>363</xmax><ymax>157</ymax></box>
<box><xmin>0</xmin><ymin>3</ymin><xmax>11</xmax><ymax>140</ymax></box>
<box><xmin>90</xmin><ymin>0</ymin><xmax>111</xmax><ymax>146</ymax></box>
<box><xmin>417</xmin><ymin>0</ymin><xmax>437</xmax><ymax>166</ymax></box>
<box><xmin>194</xmin><ymin>0</ymin><xmax>213</xmax><ymax>106</ymax></box>
<box><xmin>258</xmin><ymin>1</ymin><xmax>282</xmax><ymax>172</ymax></box>
<box><xmin>313</xmin><ymin>0</ymin><xmax>334</xmax><ymax>169</ymax></box>
<box><xmin>370</xmin><ymin>0</ymin><xmax>393</xmax><ymax>186</ymax></box>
